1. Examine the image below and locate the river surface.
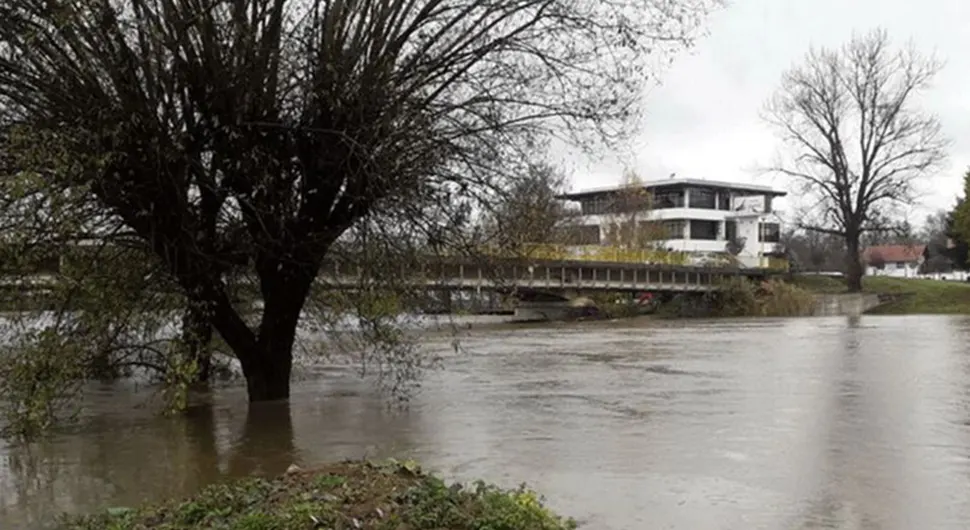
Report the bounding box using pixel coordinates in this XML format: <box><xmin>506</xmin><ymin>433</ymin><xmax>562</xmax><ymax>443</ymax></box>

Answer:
<box><xmin>2</xmin><ymin>315</ymin><xmax>970</xmax><ymax>529</ymax></box>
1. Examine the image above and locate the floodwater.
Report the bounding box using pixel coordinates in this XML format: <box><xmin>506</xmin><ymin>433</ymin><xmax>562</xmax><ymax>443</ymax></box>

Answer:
<box><xmin>3</xmin><ymin>315</ymin><xmax>970</xmax><ymax>529</ymax></box>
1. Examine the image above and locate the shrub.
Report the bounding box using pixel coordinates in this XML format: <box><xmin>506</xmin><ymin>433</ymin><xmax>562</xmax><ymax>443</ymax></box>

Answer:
<box><xmin>714</xmin><ymin>277</ymin><xmax>815</xmax><ymax>317</ymax></box>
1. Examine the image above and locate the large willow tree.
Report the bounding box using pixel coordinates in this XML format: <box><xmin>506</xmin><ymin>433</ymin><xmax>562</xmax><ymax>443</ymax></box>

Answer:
<box><xmin>0</xmin><ymin>0</ymin><xmax>719</xmax><ymax>407</ymax></box>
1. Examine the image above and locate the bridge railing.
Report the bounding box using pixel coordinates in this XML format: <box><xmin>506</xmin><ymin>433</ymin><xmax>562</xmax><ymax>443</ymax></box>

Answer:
<box><xmin>474</xmin><ymin>244</ymin><xmax>790</xmax><ymax>271</ymax></box>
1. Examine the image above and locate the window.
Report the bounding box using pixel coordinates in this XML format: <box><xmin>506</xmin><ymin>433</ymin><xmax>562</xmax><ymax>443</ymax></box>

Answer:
<box><xmin>758</xmin><ymin>222</ymin><xmax>781</xmax><ymax>243</ymax></box>
<box><xmin>580</xmin><ymin>192</ymin><xmax>652</xmax><ymax>215</ymax></box>
<box><xmin>580</xmin><ymin>198</ymin><xmax>609</xmax><ymax>215</ymax></box>
<box><xmin>662</xmin><ymin>220</ymin><xmax>686</xmax><ymax>239</ymax></box>
<box><xmin>896</xmin><ymin>261</ymin><xmax>907</xmax><ymax>269</ymax></box>
<box><xmin>690</xmin><ymin>220</ymin><xmax>719</xmax><ymax>240</ymax></box>
<box><xmin>687</xmin><ymin>187</ymin><xmax>717</xmax><ymax>209</ymax></box>
<box><xmin>717</xmin><ymin>192</ymin><xmax>731</xmax><ymax>210</ymax></box>
<box><xmin>725</xmin><ymin>220</ymin><xmax>738</xmax><ymax>241</ymax></box>
<box><xmin>653</xmin><ymin>190</ymin><xmax>685</xmax><ymax>209</ymax></box>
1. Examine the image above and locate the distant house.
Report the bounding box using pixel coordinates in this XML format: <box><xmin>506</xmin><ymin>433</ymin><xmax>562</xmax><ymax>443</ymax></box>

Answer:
<box><xmin>863</xmin><ymin>244</ymin><xmax>926</xmax><ymax>278</ymax></box>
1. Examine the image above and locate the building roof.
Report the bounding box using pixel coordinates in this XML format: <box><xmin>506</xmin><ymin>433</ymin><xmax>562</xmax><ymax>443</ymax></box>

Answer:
<box><xmin>863</xmin><ymin>244</ymin><xmax>926</xmax><ymax>264</ymax></box>
<box><xmin>557</xmin><ymin>177</ymin><xmax>787</xmax><ymax>201</ymax></box>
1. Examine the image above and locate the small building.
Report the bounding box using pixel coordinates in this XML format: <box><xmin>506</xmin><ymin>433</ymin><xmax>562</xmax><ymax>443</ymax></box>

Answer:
<box><xmin>863</xmin><ymin>244</ymin><xmax>926</xmax><ymax>278</ymax></box>
<box><xmin>555</xmin><ymin>177</ymin><xmax>787</xmax><ymax>268</ymax></box>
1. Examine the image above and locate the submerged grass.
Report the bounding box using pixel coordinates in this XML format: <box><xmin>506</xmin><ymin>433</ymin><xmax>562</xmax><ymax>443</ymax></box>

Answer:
<box><xmin>62</xmin><ymin>459</ymin><xmax>576</xmax><ymax>530</ymax></box>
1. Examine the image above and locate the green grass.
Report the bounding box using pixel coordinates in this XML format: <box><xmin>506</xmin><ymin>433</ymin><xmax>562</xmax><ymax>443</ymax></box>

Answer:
<box><xmin>789</xmin><ymin>274</ymin><xmax>970</xmax><ymax>314</ymax></box>
<box><xmin>787</xmin><ymin>274</ymin><xmax>848</xmax><ymax>294</ymax></box>
<box><xmin>61</xmin><ymin>459</ymin><xmax>576</xmax><ymax>530</ymax></box>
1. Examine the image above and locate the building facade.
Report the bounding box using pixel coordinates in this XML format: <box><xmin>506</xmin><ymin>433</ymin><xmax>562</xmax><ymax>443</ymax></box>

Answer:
<box><xmin>556</xmin><ymin>178</ymin><xmax>787</xmax><ymax>268</ymax></box>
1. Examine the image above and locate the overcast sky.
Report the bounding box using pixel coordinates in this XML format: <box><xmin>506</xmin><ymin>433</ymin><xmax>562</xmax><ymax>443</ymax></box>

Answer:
<box><xmin>564</xmin><ymin>0</ymin><xmax>970</xmax><ymax>223</ymax></box>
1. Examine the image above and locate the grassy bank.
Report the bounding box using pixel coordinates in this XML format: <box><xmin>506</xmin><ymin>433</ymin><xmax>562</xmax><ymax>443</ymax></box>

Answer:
<box><xmin>63</xmin><ymin>459</ymin><xmax>575</xmax><ymax>530</ymax></box>
<box><xmin>789</xmin><ymin>274</ymin><xmax>970</xmax><ymax>314</ymax></box>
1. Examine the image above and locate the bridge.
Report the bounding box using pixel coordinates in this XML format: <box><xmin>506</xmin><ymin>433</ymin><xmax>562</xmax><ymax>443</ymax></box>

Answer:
<box><xmin>2</xmin><ymin>244</ymin><xmax>787</xmax><ymax>319</ymax></box>
<box><xmin>372</xmin><ymin>256</ymin><xmax>776</xmax><ymax>320</ymax></box>
<box><xmin>320</xmin><ymin>257</ymin><xmax>770</xmax><ymax>293</ymax></box>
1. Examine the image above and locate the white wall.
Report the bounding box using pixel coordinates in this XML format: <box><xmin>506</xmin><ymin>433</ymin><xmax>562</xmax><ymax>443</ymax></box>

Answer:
<box><xmin>918</xmin><ymin>270</ymin><xmax>968</xmax><ymax>281</ymax></box>
<box><xmin>866</xmin><ymin>262</ymin><xmax>920</xmax><ymax>278</ymax></box>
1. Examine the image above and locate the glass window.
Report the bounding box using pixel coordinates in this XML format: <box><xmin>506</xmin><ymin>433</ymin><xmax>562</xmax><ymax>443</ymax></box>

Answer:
<box><xmin>653</xmin><ymin>191</ymin><xmax>685</xmax><ymax>209</ymax></box>
<box><xmin>687</xmin><ymin>188</ymin><xmax>716</xmax><ymax>209</ymax></box>
<box><xmin>690</xmin><ymin>220</ymin><xmax>718</xmax><ymax>240</ymax></box>
<box><xmin>758</xmin><ymin>222</ymin><xmax>781</xmax><ymax>243</ymax></box>
<box><xmin>662</xmin><ymin>220</ymin><xmax>686</xmax><ymax>239</ymax></box>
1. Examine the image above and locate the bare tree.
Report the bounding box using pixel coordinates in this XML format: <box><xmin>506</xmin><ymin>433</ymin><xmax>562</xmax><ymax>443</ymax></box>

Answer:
<box><xmin>764</xmin><ymin>29</ymin><xmax>948</xmax><ymax>292</ymax></box>
<box><xmin>0</xmin><ymin>0</ymin><xmax>721</xmax><ymax>404</ymax></box>
<box><xmin>479</xmin><ymin>163</ymin><xmax>578</xmax><ymax>255</ymax></box>
<box><xmin>603</xmin><ymin>171</ymin><xmax>668</xmax><ymax>250</ymax></box>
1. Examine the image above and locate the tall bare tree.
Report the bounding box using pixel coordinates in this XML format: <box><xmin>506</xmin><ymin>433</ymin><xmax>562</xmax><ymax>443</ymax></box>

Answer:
<box><xmin>480</xmin><ymin>163</ymin><xmax>578</xmax><ymax>254</ymax></box>
<box><xmin>0</xmin><ymin>0</ymin><xmax>720</xmax><ymax>404</ymax></box>
<box><xmin>603</xmin><ymin>171</ymin><xmax>668</xmax><ymax>250</ymax></box>
<box><xmin>764</xmin><ymin>29</ymin><xmax>948</xmax><ymax>292</ymax></box>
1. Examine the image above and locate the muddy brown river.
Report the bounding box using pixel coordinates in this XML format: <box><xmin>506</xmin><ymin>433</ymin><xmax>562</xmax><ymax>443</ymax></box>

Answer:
<box><xmin>2</xmin><ymin>315</ymin><xmax>970</xmax><ymax>529</ymax></box>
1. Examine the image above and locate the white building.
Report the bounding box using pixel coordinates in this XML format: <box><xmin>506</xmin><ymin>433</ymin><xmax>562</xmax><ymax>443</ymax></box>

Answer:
<box><xmin>863</xmin><ymin>244</ymin><xmax>925</xmax><ymax>278</ymax></box>
<box><xmin>556</xmin><ymin>177</ymin><xmax>787</xmax><ymax>268</ymax></box>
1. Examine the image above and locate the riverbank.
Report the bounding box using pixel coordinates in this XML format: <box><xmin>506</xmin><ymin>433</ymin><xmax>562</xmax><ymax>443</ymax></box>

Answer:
<box><xmin>64</xmin><ymin>459</ymin><xmax>575</xmax><ymax>530</ymax></box>
<box><xmin>790</xmin><ymin>274</ymin><xmax>970</xmax><ymax>314</ymax></box>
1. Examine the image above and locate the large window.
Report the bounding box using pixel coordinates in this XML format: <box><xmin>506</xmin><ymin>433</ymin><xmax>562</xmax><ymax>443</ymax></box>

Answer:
<box><xmin>579</xmin><ymin>193</ymin><xmax>651</xmax><ymax>215</ymax></box>
<box><xmin>690</xmin><ymin>220</ymin><xmax>719</xmax><ymax>240</ymax></box>
<box><xmin>758</xmin><ymin>222</ymin><xmax>781</xmax><ymax>243</ymax></box>
<box><xmin>653</xmin><ymin>190</ymin><xmax>685</xmax><ymax>209</ymax></box>
<box><xmin>725</xmin><ymin>220</ymin><xmax>738</xmax><ymax>240</ymax></box>
<box><xmin>717</xmin><ymin>192</ymin><xmax>731</xmax><ymax>210</ymax></box>
<box><xmin>687</xmin><ymin>187</ymin><xmax>717</xmax><ymax>209</ymax></box>
<box><xmin>662</xmin><ymin>220</ymin><xmax>686</xmax><ymax>239</ymax></box>
<box><xmin>580</xmin><ymin>198</ymin><xmax>609</xmax><ymax>215</ymax></box>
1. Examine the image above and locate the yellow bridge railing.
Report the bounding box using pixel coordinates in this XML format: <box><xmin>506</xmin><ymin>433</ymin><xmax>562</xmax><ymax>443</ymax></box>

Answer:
<box><xmin>512</xmin><ymin>244</ymin><xmax>690</xmax><ymax>265</ymax></box>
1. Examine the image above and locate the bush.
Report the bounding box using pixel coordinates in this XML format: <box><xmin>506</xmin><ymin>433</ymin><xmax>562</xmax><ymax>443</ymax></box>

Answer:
<box><xmin>61</xmin><ymin>459</ymin><xmax>576</xmax><ymax>530</ymax></box>
<box><xmin>714</xmin><ymin>277</ymin><xmax>815</xmax><ymax>317</ymax></box>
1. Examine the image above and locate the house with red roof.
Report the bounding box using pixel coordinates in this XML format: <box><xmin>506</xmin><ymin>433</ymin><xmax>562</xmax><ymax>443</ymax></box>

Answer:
<box><xmin>863</xmin><ymin>244</ymin><xmax>926</xmax><ymax>278</ymax></box>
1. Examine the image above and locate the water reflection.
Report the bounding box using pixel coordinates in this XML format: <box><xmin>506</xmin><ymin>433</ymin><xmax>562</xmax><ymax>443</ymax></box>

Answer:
<box><xmin>226</xmin><ymin>402</ymin><xmax>297</xmax><ymax>477</ymax></box>
<box><xmin>2</xmin><ymin>316</ymin><xmax>970</xmax><ymax>529</ymax></box>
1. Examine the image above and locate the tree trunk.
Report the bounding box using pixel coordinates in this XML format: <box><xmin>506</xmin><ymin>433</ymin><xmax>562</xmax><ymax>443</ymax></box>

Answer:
<box><xmin>845</xmin><ymin>234</ymin><xmax>864</xmax><ymax>293</ymax></box>
<box><xmin>243</xmin><ymin>344</ymin><xmax>293</xmax><ymax>402</ymax></box>
<box><xmin>203</xmin><ymin>252</ymin><xmax>322</xmax><ymax>403</ymax></box>
<box><xmin>239</xmin><ymin>271</ymin><xmax>311</xmax><ymax>402</ymax></box>
<box><xmin>208</xmin><ymin>292</ymin><xmax>299</xmax><ymax>402</ymax></box>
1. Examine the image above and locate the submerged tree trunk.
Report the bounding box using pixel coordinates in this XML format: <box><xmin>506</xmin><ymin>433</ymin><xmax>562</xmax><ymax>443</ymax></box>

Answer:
<box><xmin>243</xmin><ymin>343</ymin><xmax>294</xmax><ymax>402</ymax></box>
<box><xmin>228</xmin><ymin>268</ymin><xmax>313</xmax><ymax>402</ymax></box>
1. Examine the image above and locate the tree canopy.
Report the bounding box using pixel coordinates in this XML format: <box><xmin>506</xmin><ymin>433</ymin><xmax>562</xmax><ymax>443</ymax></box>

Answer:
<box><xmin>0</xmin><ymin>0</ymin><xmax>721</xmax><ymax>431</ymax></box>
<box><xmin>764</xmin><ymin>29</ymin><xmax>948</xmax><ymax>292</ymax></box>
